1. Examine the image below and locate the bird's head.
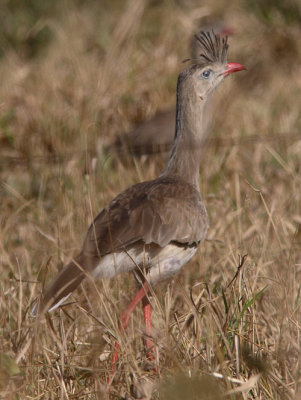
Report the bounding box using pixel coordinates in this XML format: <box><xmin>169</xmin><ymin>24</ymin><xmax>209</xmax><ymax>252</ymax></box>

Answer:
<box><xmin>179</xmin><ymin>31</ymin><xmax>246</xmax><ymax>101</ymax></box>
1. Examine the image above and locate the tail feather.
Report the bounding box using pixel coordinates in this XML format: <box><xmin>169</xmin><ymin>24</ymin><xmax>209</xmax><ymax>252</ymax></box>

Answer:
<box><xmin>34</xmin><ymin>252</ymin><xmax>86</xmax><ymax>315</ymax></box>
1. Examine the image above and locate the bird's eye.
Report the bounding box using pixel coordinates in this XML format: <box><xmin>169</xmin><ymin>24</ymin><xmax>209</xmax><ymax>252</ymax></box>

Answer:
<box><xmin>201</xmin><ymin>69</ymin><xmax>213</xmax><ymax>79</ymax></box>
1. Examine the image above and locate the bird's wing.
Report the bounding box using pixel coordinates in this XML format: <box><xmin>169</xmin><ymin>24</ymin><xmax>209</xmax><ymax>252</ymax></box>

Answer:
<box><xmin>83</xmin><ymin>175</ymin><xmax>209</xmax><ymax>261</ymax></box>
<box><xmin>37</xmin><ymin>175</ymin><xmax>209</xmax><ymax>314</ymax></box>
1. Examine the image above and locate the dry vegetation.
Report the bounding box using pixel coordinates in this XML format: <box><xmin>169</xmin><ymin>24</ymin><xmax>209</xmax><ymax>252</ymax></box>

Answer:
<box><xmin>1</xmin><ymin>0</ymin><xmax>301</xmax><ymax>398</ymax></box>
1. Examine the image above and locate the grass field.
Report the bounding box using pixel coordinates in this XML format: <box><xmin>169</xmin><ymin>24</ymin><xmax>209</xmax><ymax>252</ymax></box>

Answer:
<box><xmin>1</xmin><ymin>0</ymin><xmax>301</xmax><ymax>398</ymax></box>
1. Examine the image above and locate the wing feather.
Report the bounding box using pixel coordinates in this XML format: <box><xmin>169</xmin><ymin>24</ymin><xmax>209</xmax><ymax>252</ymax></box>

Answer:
<box><xmin>83</xmin><ymin>175</ymin><xmax>209</xmax><ymax>257</ymax></box>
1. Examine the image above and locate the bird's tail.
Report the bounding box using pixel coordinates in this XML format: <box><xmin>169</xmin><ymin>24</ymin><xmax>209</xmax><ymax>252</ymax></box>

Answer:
<box><xmin>31</xmin><ymin>252</ymin><xmax>86</xmax><ymax>316</ymax></box>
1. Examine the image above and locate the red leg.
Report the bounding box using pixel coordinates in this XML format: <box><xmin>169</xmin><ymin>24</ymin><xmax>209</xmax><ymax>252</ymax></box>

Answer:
<box><xmin>142</xmin><ymin>297</ymin><xmax>153</xmax><ymax>358</ymax></box>
<box><xmin>108</xmin><ymin>282</ymin><xmax>149</xmax><ymax>386</ymax></box>
<box><xmin>143</xmin><ymin>296</ymin><xmax>160</xmax><ymax>367</ymax></box>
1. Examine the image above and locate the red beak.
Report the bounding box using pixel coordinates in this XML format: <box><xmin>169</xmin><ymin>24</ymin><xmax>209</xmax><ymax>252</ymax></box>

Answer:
<box><xmin>223</xmin><ymin>62</ymin><xmax>246</xmax><ymax>77</ymax></box>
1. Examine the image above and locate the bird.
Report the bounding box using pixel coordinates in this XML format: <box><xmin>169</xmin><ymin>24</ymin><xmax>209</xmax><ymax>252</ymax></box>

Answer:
<box><xmin>32</xmin><ymin>31</ymin><xmax>245</xmax><ymax>378</ymax></box>
<box><xmin>112</xmin><ymin>22</ymin><xmax>233</xmax><ymax>158</ymax></box>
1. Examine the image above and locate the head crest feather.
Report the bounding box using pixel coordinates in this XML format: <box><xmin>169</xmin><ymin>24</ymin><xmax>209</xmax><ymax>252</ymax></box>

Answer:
<box><xmin>194</xmin><ymin>31</ymin><xmax>228</xmax><ymax>65</ymax></box>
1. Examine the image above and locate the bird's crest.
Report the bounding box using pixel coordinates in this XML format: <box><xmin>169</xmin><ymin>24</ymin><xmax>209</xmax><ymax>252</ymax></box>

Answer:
<box><xmin>194</xmin><ymin>31</ymin><xmax>228</xmax><ymax>65</ymax></box>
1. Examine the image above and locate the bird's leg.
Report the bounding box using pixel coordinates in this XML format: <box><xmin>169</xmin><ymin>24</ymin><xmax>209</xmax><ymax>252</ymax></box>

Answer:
<box><xmin>108</xmin><ymin>282</ymin><xmax>150</xmax><ymax>386</ymax></box>
<box><xmin>142</xmin><ymin>296</ymin><xmax>154</xmax><ymax>359</ymax></box>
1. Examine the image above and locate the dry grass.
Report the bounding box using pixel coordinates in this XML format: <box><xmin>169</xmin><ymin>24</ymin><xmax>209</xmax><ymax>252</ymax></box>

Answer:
<box><xmin>1</xmin><ymin>0</ymin><xmax>301</xmax><ymax>398</ymax></box>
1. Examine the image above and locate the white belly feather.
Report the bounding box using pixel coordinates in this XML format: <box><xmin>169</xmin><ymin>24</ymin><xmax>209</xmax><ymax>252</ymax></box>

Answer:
<box><xmin>91</xmin><ymin>242</ymin><xmax>198</xmax><ymax>285</ymax></box>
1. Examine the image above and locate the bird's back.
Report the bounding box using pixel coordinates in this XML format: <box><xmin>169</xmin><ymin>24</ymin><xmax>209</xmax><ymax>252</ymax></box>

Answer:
<box><xmin>83</xmin><ymin>174</ymin><xmax>209</xmax><ymax>258</ymax></box>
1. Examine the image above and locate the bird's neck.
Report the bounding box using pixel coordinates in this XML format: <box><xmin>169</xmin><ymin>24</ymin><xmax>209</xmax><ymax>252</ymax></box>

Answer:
<box><xmin>161</xmin><ymin>79</ymin><xmax>208</xmax><ymax>190</ymax></box>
